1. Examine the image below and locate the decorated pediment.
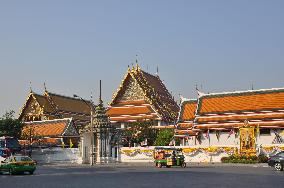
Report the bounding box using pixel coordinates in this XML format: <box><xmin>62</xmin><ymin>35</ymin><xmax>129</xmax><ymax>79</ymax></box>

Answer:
<box><xmin>63</xmin><ymin>120</ymin><xmax>79</xmax><ymax>136</ymax></box>
<box><xmin>21</xmin><ymin>96</ymin><xmax>44</xmax><ymax>121</ymax></box>
<box><xmin>116</xmin><ymin>76</ymin><xmax>146</xmax><ymax>103</ymax></box>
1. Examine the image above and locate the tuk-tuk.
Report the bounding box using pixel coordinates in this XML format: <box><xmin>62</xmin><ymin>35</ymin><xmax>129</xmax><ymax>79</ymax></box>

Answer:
<box><xmin>154</xmin><ymin>147</ymin><xmax>186</xmax><ymax>168</ymax></box>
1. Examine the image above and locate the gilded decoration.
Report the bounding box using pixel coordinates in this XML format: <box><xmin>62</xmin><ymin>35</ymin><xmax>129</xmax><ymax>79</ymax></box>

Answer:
<box><xmin>117</xmin><ymin>77</ymin><xmax>146</xmax><ymax>102</ymax></box>
<box><xmin>239</xmin><ymin>121</ymin><xmax>256</xmax><ymax>156</ymax></box>
<box><xmin>23</xmin><ymin>97</ymin><xmax>43</xmax><ymax>121</ymax></box>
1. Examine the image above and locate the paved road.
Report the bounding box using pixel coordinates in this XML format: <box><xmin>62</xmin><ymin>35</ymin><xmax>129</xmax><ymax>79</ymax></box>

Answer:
<box><xmin>1</xmin><ymin>164</ymin><xmax>284</xmax><ymax>188</ymax></box>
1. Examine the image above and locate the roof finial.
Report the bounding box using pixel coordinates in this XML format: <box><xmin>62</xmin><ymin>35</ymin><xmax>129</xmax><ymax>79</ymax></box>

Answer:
<box><xmin>195</xmin><ymin>84</ymin><xmax>198</xmax><ymax>91</ymax></box>
<box><xmin>99</xmin><ymin>80</ymin><xmax>102</xmax><ymax>104</ymax></box>
<box><xmin>131</xmin><ymin>63</ymin><xmax>134</xmax><ymax>71</ymax></box>
<box><xmin>156</xmin><ymin>65</ymin><xmax>159</xmax><ymax>75</ymax></box>
<box><xmin>91</xmin><ymin>91</ymin><xmax>93</xmax><ymax>103</ymax></box>
<box><xmin>29</xmin><ymin>81</ymin><xmax>33</xmax><ymax>93</ymax></box>
<box><xmin>135</xmin><ymin>54</ymin><xmax>138</xmax><ymax>64</ymax></box>
<box><xmin>44</xmin><ymin>82</ymin><xmax>47</xmax><ymax>92</ymax></box>
<box><xmin>251</xmin><ymin>83</ymin><xmax>254</xmax><ymax>90</ymax></box>
<box><xmin>135</xmin><ymin>55</ymin><xmax>140</xmax><ymax>71</ymax></box>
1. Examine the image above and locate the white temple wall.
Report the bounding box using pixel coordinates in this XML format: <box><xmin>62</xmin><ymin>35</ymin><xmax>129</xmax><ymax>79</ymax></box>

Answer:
<box><xmin>119</xmin><ymin>146</ymin><xmax>235</xmax><ymax>163</ymax></box>
<box><xmin>30</xmin><ymin>147</ymin><xmax>80</xmax><ymax>164</ymax></box>
<box><xmin>181</xmin><ymin>129</ymin><xmax>284</xmax><ymax>147</ymax></box>
<box><xmin>181</xmin><ymin>132</ymin><xmax>239</xmax><ymax>147</ymax></box>
<box><xmin>80</xmin><ymin>132</ymin><xmax>92</xmax><ymax>164</ymax></box>
<box><xmin>257</xmin><ymin>129</ymin><xmax>284</xmax><ymax>146</ymax></box>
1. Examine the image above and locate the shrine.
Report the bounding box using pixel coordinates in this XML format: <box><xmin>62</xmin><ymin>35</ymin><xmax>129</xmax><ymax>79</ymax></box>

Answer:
<box><xmin>80</xmin><ymin>81</ymin><xmax>116</xmax><ymax>164</ymax></box>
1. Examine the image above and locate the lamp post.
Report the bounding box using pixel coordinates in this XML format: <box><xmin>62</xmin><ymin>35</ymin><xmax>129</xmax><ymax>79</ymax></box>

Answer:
<box><xmin>73</xmin><ymin>94</ymin><xmax>95</xmax><ymax>166</ymax></box>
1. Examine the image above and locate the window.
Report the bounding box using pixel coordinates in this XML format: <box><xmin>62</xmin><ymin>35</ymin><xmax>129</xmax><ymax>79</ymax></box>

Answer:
<box><xmin>260</xmin><ymin>129</ymin><xmax>270</xmax><ymax>135</ymax></box>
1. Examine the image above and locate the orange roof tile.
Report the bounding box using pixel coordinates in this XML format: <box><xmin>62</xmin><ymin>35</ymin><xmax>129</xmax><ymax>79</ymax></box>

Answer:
<box><xmin>177</xmin><ymin>122</ymin><xmax>194</xmax><ymax>129</ymax></box>
<box><xmin>198</xmin><ymin>89</ymin><xmax>284</xmax><ymax>114</ymax></box>
<box><xmin>107</xmin><ymin>105</ymin><xmax>154</xmax><ymax>116</ymax></box>
<box><xmin>22</xmin><ymin>119</ymin><xmax>71</xmax><ymax>137</ymax></box>
<box><xmin>178</xmin><ymin>99</ymin><xmax>197</xmax><ymax>122</ymax></box>
<box><xmin>19</xmin><ymin>138</ymin><xmax>61</xmax><ymax>146</ymax></box>
<box><xmin>110</xmin><ymin>114</ymin><xmax>158</xmax><ymax>122</ymax></box>
<box><xmin>175</xmin><ymin>130</ymin><xmax>198</xmax><ymax>136</ymax></box>
<box><xmin>197</xmin><ymin>112</ymin><xmax>284</xmax><ymax>123</ymax></box>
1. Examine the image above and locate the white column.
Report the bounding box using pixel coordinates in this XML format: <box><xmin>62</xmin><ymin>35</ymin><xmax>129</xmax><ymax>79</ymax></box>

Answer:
<box><xmin>80</xmin><ymin>135</ymin><xmax>85</xmax><ymax>164</ymax></box>
<box><xmin>96</xmin><ymin>133</ymin><xmax>101</xmax><ymax>163</ymax></box>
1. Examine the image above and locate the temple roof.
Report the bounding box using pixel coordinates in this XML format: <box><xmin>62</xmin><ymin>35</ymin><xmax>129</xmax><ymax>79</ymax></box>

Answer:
<box><xmin>46</xmin><ymin>92</ymin><xmax>93</xmax><ymax>114</ymax></box>
<box><xmin>108</xmin><ymin>65</ymin><xmax>179</xmax><ymax>122</ymax></box>
<box><xmin>19</xmin><ymin>90</ymin><xmax>94</xmax><ymax>128</ymax></box>
<box><xmin>197</xmin><ymin>88</ymin><xmax>284</xmax><ymax>114</ymax></box>
<box><xmin>194</xmin><ymin>88</ymin><xmax>284</xmax><ymax>129</ymax></box>
<box><xmin>22</xmin><ymin>118</ymin><xmax>79</xmax><ymax>137</ymax></box>
<box><xmin>178</xmin><ymin>99</ymin><xmax>197</xmax><ymax>122</ymax></box>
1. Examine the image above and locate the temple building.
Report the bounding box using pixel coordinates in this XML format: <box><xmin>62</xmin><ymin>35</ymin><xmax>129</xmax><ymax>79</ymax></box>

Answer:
<box><xmin>107</xmin><ymin>65</ymin><xmax>179</xmax><ymax>128</ymax></box>
<box><xmin>19</xmin><ymin>88</ymin><xmax>94</xmax><ymax>130</ymax></box>
<box><xmin>176</xmin><ymin>88</ymin><xmax>284</xmax><ymax>154</ymax></box>
<box><xmin>18</xmin><ymin>87</ymin><xmax>95</xmax><ymax>149</ymax></box>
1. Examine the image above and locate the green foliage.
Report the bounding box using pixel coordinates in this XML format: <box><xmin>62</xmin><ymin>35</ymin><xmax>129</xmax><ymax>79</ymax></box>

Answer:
<box><xmin>123</xmin><ymin>121</ymin><xmax>157</xmax><ymax>146</ymax></box>
<box><xmin>154</xmin><ymin>129</ymin><xmax>174</xmax><ymax>146</ymax></box>
<box><xmin>0</xmin><ymin>110</ymin><xmax>23</xmax><ymax>138</ymax></box>
<box><xmin>221</xmin><ymin>154</ymin><xmax>268</xmax><ymax>164</ymax></box>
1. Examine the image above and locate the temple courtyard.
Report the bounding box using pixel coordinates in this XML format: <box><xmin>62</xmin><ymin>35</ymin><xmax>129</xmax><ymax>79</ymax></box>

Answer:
<box><xmin>1</xmin><ymin>164</ymin><xmax>284</xmax><ymax>188</ymax></box>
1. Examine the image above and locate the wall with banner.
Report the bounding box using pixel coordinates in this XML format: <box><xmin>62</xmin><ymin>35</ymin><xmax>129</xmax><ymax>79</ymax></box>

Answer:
<box><xmin>119</xmin><ymin>129</ymin><xmax>284</xmax><ymax>163</ymax></box>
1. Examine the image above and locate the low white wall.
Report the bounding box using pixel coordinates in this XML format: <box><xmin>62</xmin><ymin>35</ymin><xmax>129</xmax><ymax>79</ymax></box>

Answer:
<box><xmin>120</xmin><ymin>147</ymin><xmax>155</xmax><ymax>163</ymax></box>
<box><xmin>120</xmin><ymin>146</ymin><xmax>236</xmax><ymax>163</ymax></box>
<box><xmin>29</xmin><ymin>147</ymin><xmax>80</xmax><ymax>164</ymax></box>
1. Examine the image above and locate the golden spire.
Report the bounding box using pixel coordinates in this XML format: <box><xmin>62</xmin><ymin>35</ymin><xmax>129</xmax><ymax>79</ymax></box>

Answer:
<box><xmin>135</xmin><ymin>55</ymin><xmax>140</xmax><ymax>72</ymax></box>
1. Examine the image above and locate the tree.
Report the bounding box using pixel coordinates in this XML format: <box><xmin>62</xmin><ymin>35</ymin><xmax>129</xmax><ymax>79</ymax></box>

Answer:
<box><xmin>0</xmin><ymin>110</ymin><xmax>23</xmax><ymax>138</ymax></box>
<box><xmin>154</xmin><ymin>129</ymin><xmax>174</xmax><ymax>146</ymax></box>
<box><xmin>123</xmin><ymin>121</ymin><xmax>157</xmax><ymax>147</ymax></box>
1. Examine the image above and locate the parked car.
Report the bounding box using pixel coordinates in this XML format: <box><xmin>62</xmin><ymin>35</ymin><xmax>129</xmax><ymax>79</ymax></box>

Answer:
<box><xmin>268</xmin><ymin>151</ymin><xmax>284</xmax><ymax>171</ymax></box>
<box><xmin>0</xmin><ymin>155</ymin><xmax>37</xmax><ymax>175</ymax></box>
<box><xmin>0</xmin><ymin>137</ymin><xmax>21</xmax><ymax>153</ymax></box>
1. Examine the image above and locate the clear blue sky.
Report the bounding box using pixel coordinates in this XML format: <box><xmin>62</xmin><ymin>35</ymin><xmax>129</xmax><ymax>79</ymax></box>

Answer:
<box><xmin>1</xmin><ymin>0</ymin><xmax>284</xmax><ymax>116</ymax></box>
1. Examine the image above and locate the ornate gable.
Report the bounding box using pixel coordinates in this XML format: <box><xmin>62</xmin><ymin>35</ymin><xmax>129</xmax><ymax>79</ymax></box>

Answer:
<box><xmin>20</xmin><ymin>94</ymin><xmax>44</xmax><ymax>121</ymax></box>
<box><xmin>116</xmin><ymin>75</ymin><xmax>146</xmax><ymax>103</ymax></box>
<box><xmin>63</xmin><ymin>120</ymin><xmax>79</xmax><ymax>136</ymax></box>
<box><xmin>108</xmin><ymin>65</ymin><xmax>179</xmax><ymax>123</ymax></box>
